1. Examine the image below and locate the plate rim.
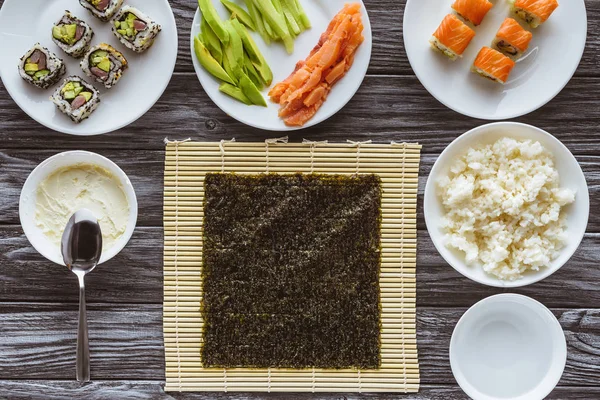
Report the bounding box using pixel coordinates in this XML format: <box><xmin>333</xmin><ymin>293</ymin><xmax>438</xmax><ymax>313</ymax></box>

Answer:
<box><xmin>189</xmin><ymin>0</ymin><xmax>373</xmax><ymax>131</ymax></box>
<box><xmin>402</xmin><ymin>0</ymin><xmax>588</xmax><ymax>120</ymax></box>
<box><xmin>0</xmin><ymin>0</ymin><xmax>179</xmax><ymax>136</ymax></box>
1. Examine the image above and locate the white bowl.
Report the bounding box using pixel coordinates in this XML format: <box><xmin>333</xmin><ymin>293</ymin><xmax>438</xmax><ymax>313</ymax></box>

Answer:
<box><xmin>19</xmin><ymin>151</ymin><xmax>138</xmax><ymax>266</ymax></box>
<box><xmin>450</xmin><ymin>294</ymin><xmax>567</xmax><ymax>400</ymax></box>
<box><xmin>403</xmin><ymin>0</ymin><xmax>587</xmax><ymax>120</ymax></box>
<box><xmin>190</xmin><ymin>0</ymin><xmax>372</xmax><ymax>131</ymax></box>
<box><xmin>424</xmin><ymin>122</ymin><xmax>589</xmax><ymax>288</ymax></box>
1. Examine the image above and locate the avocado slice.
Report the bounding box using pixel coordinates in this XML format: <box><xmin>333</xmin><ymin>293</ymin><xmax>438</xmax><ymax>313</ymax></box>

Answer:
<box><xmin>24</xmin><ymin>63</ymin><xmax>38</xmax><ymax>72</ymax></box>
<box><xmin>74</xmin><ymin>86</ymin><xmax>84</xmax><ymax>96</ymax></box>
<box><xmin>201</xmin><ymin>17</ymin><xmax>223</xmax><ymax>65</ymax></box>
<box><xmin>92</xmin><ymin>50</ymin><xmax>108</xmax><ymax>58</ymax></box>
<box><xmin>81</xmin><ymin>92</ymin><xmax>93</xmax><ymax>102</ymax></box>
<box><xmin>220</xmin><ymin>0</ymin><xmax>256</xmax><ymax>31</ymax></box>
<box><xmin>34</xmin><ymin>70</ymin><xmax>50</xmax><ymax>80</ymax></box>
<box><xmin>114</xmin><ymin>21</ymin><xmax>120</xmax><ymax>28</ymax></box>
<box><xmin>198</xmin><ymin>0</ymin><xmax>229</xmax><ymax>44</ymax></box>
<box><xmin>65</xmin><ymin>24</ymin><xmax>77</xmax><ymax>40</ymax></box>
<box><xmin>52</xmin><ymin>26</ymin><xmax>64</xmax><ymax>40</ymax></box>
<box><xmin>126</xmin><ymin>13</ymin><xmax>137</xmax><ymax>22</ymax></box>
<box><xmin>63</xmin><ymin>90</ymin><xmax>76</xmax><ymax>100</ymax></box>
<box><xmin>219</xmin><ymin>82</ymin><xmax>252</xmax><ymax>105</ymax></box>
<box><xmin>239</xmin><ymin>74</ymin><xmax>267</xmax><ymax>107</ymax></box>
<box><xmin>61</xmin><ymin>82</ymin><xmax>76</xmax><ymax>93</ymax></box>
<box><xmin>97</xmin><ymin>58</ymin><xmax>111</xmax><ymax>72</ymax></box>
<box><xmin>194</xmin><ymin>36</ymin><xmax>235</xmax><ymax>85</ymax></box>
<box><xmin>231</xmin><ymin>19</ymin><xmax>272</xmax><ymax>85</ymax></box>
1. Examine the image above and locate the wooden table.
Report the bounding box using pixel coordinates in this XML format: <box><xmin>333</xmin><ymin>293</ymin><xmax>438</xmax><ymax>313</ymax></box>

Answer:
<box><xmin>1</xmin><ymin>0</ymin><xmax>599</xmax><ymax>398</ymax></box>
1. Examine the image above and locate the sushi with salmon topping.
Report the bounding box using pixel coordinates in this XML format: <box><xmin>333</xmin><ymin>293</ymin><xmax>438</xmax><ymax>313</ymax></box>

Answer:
<box><xmin>509</xmin><ymin>0</ymin><xmax>558</xmax><ymax>28</ymax></box>
<box><xmin>492</xmin><ymin>18</ymin><xmax>533</xmax><ymax>59</ymax></box>
<box><xmin>430</xmin><ymin>14</ymin><xmax>476</xmax><ymax>61</ymax></box>
<box><xmin>451</xmin><ymin>0</ymin><xmax>493</xmax><ymax>26</ymax></box>
<box><xmin>471</xmin><ymin>47</ymin><xmax>516</xmax><ymax>84</ymax></box>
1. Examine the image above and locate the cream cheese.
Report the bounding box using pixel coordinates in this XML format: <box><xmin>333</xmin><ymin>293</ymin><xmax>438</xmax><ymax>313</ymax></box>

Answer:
<box><xmin>34</xmin><ymin>163</ymin><xmax>130</xmax><ymax>252</ymax></box>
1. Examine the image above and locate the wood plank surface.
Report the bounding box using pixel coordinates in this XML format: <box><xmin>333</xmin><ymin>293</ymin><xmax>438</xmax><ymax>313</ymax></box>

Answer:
<box><xmin>0</xmin><ymin>0</ymin><xmax>599</xmax><ymax>398</ymax></box>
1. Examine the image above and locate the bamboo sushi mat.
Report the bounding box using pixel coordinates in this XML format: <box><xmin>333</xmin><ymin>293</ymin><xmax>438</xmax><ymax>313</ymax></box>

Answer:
<box><xmin>163</xmin><ymin>138</ymin><xmax>422</xmax><ymax>393</ymax></box>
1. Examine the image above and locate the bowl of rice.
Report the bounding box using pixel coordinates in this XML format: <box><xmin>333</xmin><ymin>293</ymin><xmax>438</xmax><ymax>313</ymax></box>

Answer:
<box><xmin>424</xmin><ymin>122</ymin><xmax>589</xmax><ymax>287</ymax></box>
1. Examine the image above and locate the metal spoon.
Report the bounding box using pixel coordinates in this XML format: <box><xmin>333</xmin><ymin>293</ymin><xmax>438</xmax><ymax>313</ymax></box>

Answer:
<box><xmin>61</xmin><ymin>209</ymin><xmax>102</xmax><ymax>382</ymax></box>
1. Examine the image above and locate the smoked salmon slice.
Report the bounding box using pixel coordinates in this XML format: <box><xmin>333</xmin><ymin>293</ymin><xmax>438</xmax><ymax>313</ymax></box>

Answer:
<box><xmin>471</xmin><ymin>47</ymin><xmax>516</xmax><ymax>84</ymax></box>
<box><xmin>451</xmin><ymin>0</ymin><xmax>493</xmax><ymax>26</ymax></box>
<box><xmin>493</xmin><ymin>18</ymin><xmax>532</xmax><ymax>59</ymax></box>
<box><xmin>430</xmin><ymin>14</ymin><xmax>476</xmax><ymax>60</ymax></box>
<box><xmin>270</xmin><ymin>3</ymin><xmax>365</xmax><ymax>127</ymax></box>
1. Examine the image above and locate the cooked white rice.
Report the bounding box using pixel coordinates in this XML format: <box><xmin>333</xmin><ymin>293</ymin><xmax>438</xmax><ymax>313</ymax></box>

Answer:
<box><xmin>437</xmin><ymin>137</ymin><xmax>575</xmax><ymax>281</ymax></box>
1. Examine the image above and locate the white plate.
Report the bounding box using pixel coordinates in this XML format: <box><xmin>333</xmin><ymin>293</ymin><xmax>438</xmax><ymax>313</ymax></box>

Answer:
<box><xmin>19</xmin><ymin>151</ymin><xmax>138</xmax><ymax>266</ymax></box>
<box><xmin>0</xmin><ymin>0</ymin><xmax>178</xmax><ymax>135</ymax></box>
<box><xmin>191</xmin><ymin>0</ymin><xmax>372</xmax><ymax>131</ymax></box>
<box><xmin>403</xmin><ymin>0</ymin><xmax>587</xmax><ymax>120</ymax></box>
<box><xmin>450</xmin><ymin>294</ymin><xmax>567</xmax><ymax>400</ymax></box>
<box><xmin>424</xmin><ymin>122</ymin><xmax>589</xmax><ymax>288</ymax></box>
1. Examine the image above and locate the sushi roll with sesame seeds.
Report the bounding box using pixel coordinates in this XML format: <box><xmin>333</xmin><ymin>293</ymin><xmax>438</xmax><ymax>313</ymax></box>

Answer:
<box><xmin>79</xmin><ymin>0</ymin><xmax>123</xmax><ymax>22</ymax></box>
<box><xmin>51</xmin><ymin>76</ymin><xmax>101</xmax><ymax>123</ymax></box>
<box><xmin>80</xmin><ymin>43</ymin><xmax>128</xmax><ymax>89</ymax></box>
<box><xmin>52</xmin><ymin>11</ymin><xmax>95</xmax><ymax>58</ymax></box>
<box><xmin>18</xmin><ymin>44</ymin><xmax>66</xmax><ymax>89</ymax></box>
<box><xmin>112</xmin><ymin>6</ymin><xmax>162</xmax><ymax>53</ymax></box>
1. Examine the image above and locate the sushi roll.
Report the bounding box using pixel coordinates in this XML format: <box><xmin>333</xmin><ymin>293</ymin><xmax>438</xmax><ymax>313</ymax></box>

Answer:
<box><xmin>79</xmin><ymin>0</ymin><xmax>123</xmax><ymax>22</ymax></box>
<box><xmin>18</xmin><ymin>44</ymin><xmax>66</xmax><ymax>89</ymax></box>
<box><xmin>112</xmin><ymin>6</ymin><xmax>162</xmax><ymax>53</ymax></box>
<box><xmin>492</xmin><ymin>18</ymin><xmax>533</xmax><ymax>59</ymax></box>
<box><xmin>509</xmin><ymin>0</ymin><xmax>559</xmax><ymax>28</ymax></box>
<box><xmin>51</xmin><ymin>76</ymin><xmax>101</xmax><ymax>123</ymax></box>
<box><xmin>451</xmin><ymin>0</ymin><xmax>493</xmax><ymax>26</ymax></box>
<box><xmin>471</xmin><ymin>47</ymin><xmax>516</xmax><ymax>84</ymax></box>
<box><xmin>52</xmin><ymin>11</ymin><xmax>95</xmax><ymax>58</ymax></box>
<box><xmin>80</xmin><ymin>43</ymin><xmax>128</xmax><ymax>89</ymax></box>
<box><xmin>430</xmin><ymin>14</ymin><xmax>476</xmax><ymax>61</ymax></box>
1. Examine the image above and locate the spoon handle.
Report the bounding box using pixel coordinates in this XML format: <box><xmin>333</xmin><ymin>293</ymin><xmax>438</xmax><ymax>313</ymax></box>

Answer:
<box><xmin>76</xmin><ymin>274</ymin><xmax>90</xmax><ymax>382</ymax></box>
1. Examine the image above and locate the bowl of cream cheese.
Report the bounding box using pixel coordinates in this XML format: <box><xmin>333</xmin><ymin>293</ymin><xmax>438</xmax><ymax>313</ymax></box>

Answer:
<box><xmin>19</xmin><ymin>151</ymin><xmax>138</xmax><ymax>265</ymax></box>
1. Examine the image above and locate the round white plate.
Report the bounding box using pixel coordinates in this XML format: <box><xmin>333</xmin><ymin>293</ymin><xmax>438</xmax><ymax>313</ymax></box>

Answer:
<box><xmin>424</xmin><ymin>122</ymin><xmax>589</xmax><ymax>287</ymax></box>
<box><xmin>191</xmin><ymin>0</ymin><xmax>372</xmax><ymax>131</ymax></box>
<box><xmin>19</xmin><ymin>151</ymin><xmax>138</xmax><ymax>266</ymax></box>
<box><xmin>403</xmin><ymin>0</ymin><xmax>587</xmax><ymax>120</ymax></box>
<box><xmin>0</xmin><ymin>0</ymin><xmax>178</xmax><ymax>135</ymax></box>
<box><xmin>450</xmin><ymin>294</ymin><xmax>567</xmax><ymax>400</ymax></box>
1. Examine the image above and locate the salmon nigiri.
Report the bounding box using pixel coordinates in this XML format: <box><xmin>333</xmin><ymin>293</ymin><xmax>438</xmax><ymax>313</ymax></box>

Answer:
<box><xmin>471</xmin><ymin>47</ymin><xmax>516</xmax><ymax>84</ymax></box>
<box><xmin>509</xmin><ymin>0</ymin><xmax>559</xmax><ymax>28</ymax></box>
<box><xmin>493</xmin><ymin>18</ymin><xmax>533</xmax><ymax>59</ymax></box>
<box><xmin>430</xmin><ymin>14</ymin><xmax>476</xmax><ymax>61</ymax></box>
<box><xmin>451</xmin><ymin>0</ymin><xmax>493</xmax><ymax>26</ymax></box>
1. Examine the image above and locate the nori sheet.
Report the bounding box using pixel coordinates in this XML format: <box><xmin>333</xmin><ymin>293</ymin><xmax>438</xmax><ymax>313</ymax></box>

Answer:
<box><xmin>201</xmin><ymin>173</ymin><xmax>382</xmax><ymax>369</ymax></box>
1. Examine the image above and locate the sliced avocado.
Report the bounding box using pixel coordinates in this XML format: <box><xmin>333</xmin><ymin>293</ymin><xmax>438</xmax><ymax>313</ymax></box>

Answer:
<box><xmin>201</xmin><ymin>17</ymin><xmax>223</xmax><ymax>65</ymax></box>
<box><xmin>120</xmin><ymin>21</ymin><xmax>129</xmax><ymax>30</ymax></box>
<box><xmin>117</xmin><ymin>29</ymin><xmax>127</xmax><ymax>35</ymax></box>
<box><xmin>26</xmin><ymin>57</ymin><xmax>32</xmax><ymax>63</ymax></box>
<box><xmin>33</xmin><ymin>70</ymin><xmax>50</xmax><ymax>80</ymax></box>
<box><xmin>61</xmin><ymin>82</ymin><xmax>76</xmax><ymax>93</ymax></box>
<box><xmin>194</xmin><ymin>36</ymin><xmax>235</xmax><ymax>85</ymax></box>
<box><xmin>65</xmin><ymin>24</ymin><xmax>77</xmax><ymax>40</ymax></box>
<box><xmin>126</xmin><ymin>13</ymin><xmax>137</xmax><ymax>22</ymax></box>
<box><xmin>24</xmin><ymin>63</ymin><xmax>38</xmax><ymax>72</ymax></box>
<box><xmin>126</xmin><ymin>28</ymin><xmax>135</xmax><ymax>37</ymax></box>
<box><xmin>239</xmin><ymin>74</ymin><xmax>267</xmax><ymax>107</ymax></box>
<box><xmin>219</xmin><ymin>82</ymin><xmax>252</xmax><ymax>105</ymax></box>
<box><xmin>97</xmin><ymin>58</ymin><xmax>111</xmax><ymax>72</ymax></box>
<box><xmin>74</xmin><ymin>86</ymin><xmax>84</xmax><ymax>96</ymax></box>
<box><xmin>63</xmin><ymin>90</ymin><xmax>76</xmax><ymax>100</ymax></box>
<box><xmin>92</xmin><ymin>50</ymin><xmax>108</xmax><ymax>58</ymax></box>
<box><xmin>81</xmin><ymin>92</ymin><xmax>93</xmax><ymax>102</ymax></box>
<box><xmin>52</xmin><ymin>26</ymin><xmax>64</xmax><ymax>40</ymax></box>
<box><xmin>231</xmin><ymin>18</ymin><xmax>272</xmax><ymax>85</ymax></box>
<box><xmin>114</xmin><ymin>21</ymin><xmax>120</xmax><ymax>28</ymax></box>
<box><xmin>73</xmin><ymin>81</ymin><xmax>81</xmax><ymax>88</ymax></box>
<box><xmin>26</xmin><ymin>71</ymin><xmax>35</xmax><ymax>76</ymax></box>
<box><xmin>220</xmin><ymin>0</ymin><xmax>256</xmax><ymax>31</ymax></box>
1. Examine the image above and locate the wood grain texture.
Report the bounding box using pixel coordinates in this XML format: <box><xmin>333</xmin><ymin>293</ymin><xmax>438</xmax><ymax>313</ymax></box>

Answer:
<box><xmin>0</xmin><ymin>0</ymin><xmax>599</xmax><ymax>397</ymax></box>
<box><xmin>1</xmin><ymin>74</ymin><xmax>600</xmax><ymax>154</ymax></box>
<box><xmin>0</xmin><ymin>304</ymin><xmax>599</xmax><ymax>390</ymax></box>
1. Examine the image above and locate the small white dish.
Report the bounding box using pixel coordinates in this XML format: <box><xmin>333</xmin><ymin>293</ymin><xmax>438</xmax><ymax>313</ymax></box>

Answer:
<box><xmin>0</xmin><ymin>0</ymin><xmax>178</xmax><ymax>135</ymax></box>
<box><xmin>424</xmin><ymin>122</ymin><xmax>589</xmax><ymax>288</ymax></box>
<box><xmin>190</xmin><ymin>0</ymin><xmax>372</xmax><ymax>131</ymax></box>
<box><xmin>19</xmin><ymin>151</ymin><xmax>138</xmax><ymax>266</ymax></box>
<box><xmin>403</xmin><ymin>0</ymin><xmax>587</xmax><ymax>120</ymax></box>
<box><xmin>450</xmin><ymin>294</ymin><xmax>567</xmax><ymax>400</ymax></box>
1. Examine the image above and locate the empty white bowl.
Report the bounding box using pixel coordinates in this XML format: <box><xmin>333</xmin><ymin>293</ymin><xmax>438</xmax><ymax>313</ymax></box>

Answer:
<box><xmin>450</xmin><ymin>294</ymin><xmax>567</xmax><ymax>400</ymax></box>
<box><xmin>19</xmin><ymin>151</ymin><xmax>138</xmax><ymax>265</ymax></box>
<box><xmin>424</xmin><ymin>122</ymin><xmax>589</xmax><ymax>287</ymax></box>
